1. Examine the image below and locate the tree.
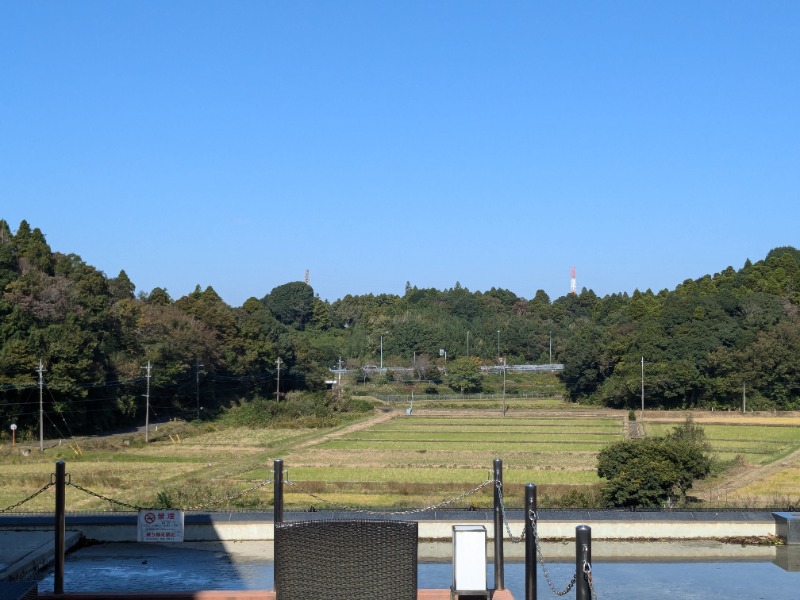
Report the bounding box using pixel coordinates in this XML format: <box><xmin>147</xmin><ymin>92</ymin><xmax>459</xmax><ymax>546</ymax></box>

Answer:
<box><xmin>109</xmin><ymin>270</ymin><xmax>135</xmax><ymax>301</ymax></box>
<box><xmin>145</xmin><ymin>287</ymin><xmax>172</xmax><ymax>306</ymax></box>
<box><xmin>263</xmin><ymin>282</ymin><xmax>314</xmax><ymax>329</ymax></box>
<box><xmin>662</xmin><ymin>417</ymin><xmax>712</xmax><ymax>499</ymax></box>
<box><xmin>444</xmin><ymin>357</ymin><xmax>482</xmax><ymax>394</ymax></box>
<box><xmin>597</xmin><ymin>418</ymin><xmax>712</xmax><ymax>507</ymax></box>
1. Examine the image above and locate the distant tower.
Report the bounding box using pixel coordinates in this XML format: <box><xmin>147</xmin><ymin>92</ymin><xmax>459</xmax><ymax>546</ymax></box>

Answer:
<box><xmin>570</xmin><ymin>266</ymin><xmax>577</xmax><ymax>294</ymax></box>
<box><xmin>304</xmin><ymin>269</ymin><xmax>310</xmax><ymax>285</ymax></box>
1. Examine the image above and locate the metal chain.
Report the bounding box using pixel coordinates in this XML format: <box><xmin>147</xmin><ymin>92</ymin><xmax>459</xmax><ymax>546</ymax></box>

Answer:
<box><xmin>181</xmin><ymin>479</ymin><xmax>274</xmax><ymax>511</ymax></box>
<box><xmin>493</xmin><ymin>482</ymin><xmax>580</xmax><ymax>597</ymax></box>
<box><xmin>494</xmin><ymin>480</ymin><xmax>526</xmax><ymax>543</ymax></box>
<box><xmin>285</xmin><ymin>479</ymin><xmax>494</xmax><ymax>516</ymax></box>
<box><xmin>68</xmin><ymin>478</ymin><xmax>274</xmax><ymax>512</ymax></box>
<box><xmin>532</xmin><ymin>510</ymin><xmax>577</xmax><ymax>597</ymax></box>
<box><xmin>0</xmin><ymin>482</ymin><xmax>54</xmax><ymax>513</ymax></box>
<box><xmin>67</xmin><ymin>482</ymin><xmax>145</xmax><ymax>511</ymax></box>
<box><xmin>583</xmin><ymin>560</ymin><xmax>598</xmax><ymax>600</ymax></box>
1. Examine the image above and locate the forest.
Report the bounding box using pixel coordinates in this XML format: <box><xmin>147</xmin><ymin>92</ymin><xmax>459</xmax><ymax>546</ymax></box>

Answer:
<box><xmin>1</xmin><ymin>218</ymin><xmax>800</xmax><ymax>437</ymax></box>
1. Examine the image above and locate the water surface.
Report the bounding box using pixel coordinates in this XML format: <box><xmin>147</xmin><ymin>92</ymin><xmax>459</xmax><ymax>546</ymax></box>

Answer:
<box><xmin>36</xmin><ymin>541</ymin><xmax>800</xmax><ymax>599</ymax></box>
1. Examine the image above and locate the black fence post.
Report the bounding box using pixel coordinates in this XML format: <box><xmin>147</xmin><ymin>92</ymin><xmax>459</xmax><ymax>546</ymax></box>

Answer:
<box><xmin>54</xmin><ymin>460</ymin><xmax>66</xmax><ymax>595</ymax></box>
<box><xmin>493</xmin><ymin>458</ymin><xmax>504</xmax><ymax>591</ymax></box>
<box><xmin>274</xmin><ymin>459</ymin><xmax>284</xmax><ymax>525</ymax></box>
<box><xmin>524</xmin><ymin>483</ymin><xmax>537</xmax><ymax>600</ymax></box>
<box><xmin>575</xmin><ymin>525</ymin><xmax>592</xmax><ymax>600</ymax></box>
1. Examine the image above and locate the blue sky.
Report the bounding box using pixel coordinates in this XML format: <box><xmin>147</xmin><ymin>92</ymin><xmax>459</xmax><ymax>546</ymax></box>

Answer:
<box><xmin>2</xmin><ymin>1</ymin><xmax>798</xmax><ymax>306</ymax></box>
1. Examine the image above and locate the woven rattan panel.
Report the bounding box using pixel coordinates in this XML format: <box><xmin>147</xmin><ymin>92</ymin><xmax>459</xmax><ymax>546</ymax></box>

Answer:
<box><xmin>0</xmin><ymin>582</ymin><xmax>38</xmax><ymax>600</ymax></box>
<box><xmin>274</xmin><ymin>520</ymin><xmax>418</xmax><ymax>600</ymax></box>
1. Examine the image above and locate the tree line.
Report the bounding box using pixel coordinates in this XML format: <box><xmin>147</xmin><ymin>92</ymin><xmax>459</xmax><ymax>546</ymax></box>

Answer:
<box><xmin>2</xmin><ymin>218</ymin><xmax>799</xmax><ymax>437</ymax></box>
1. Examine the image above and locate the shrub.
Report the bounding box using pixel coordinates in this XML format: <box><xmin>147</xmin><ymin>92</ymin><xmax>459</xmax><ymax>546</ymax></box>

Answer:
<box><xmin>597</xmin><ymin>417</ymin><xmax>712</xmax><ymax>508</ymax></box>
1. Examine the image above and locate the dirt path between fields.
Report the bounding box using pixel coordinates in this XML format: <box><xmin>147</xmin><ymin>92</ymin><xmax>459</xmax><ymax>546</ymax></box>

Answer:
<box><xmin>695</xmin><ymin>445</ymin><xmax>800</xmax><ymax>503</ymax></box>
<box><xmin>291</xmin><ymin>406</ymin><xmax>398</xmax><ymax>451</ymax></box>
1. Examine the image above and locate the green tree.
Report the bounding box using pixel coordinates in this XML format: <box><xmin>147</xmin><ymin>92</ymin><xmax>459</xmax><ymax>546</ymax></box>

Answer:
<box><xmin>109</xmin><ymin>269</ymin><xmax>136</xmax><ymax>301</ymax></box>
<box><xmin>444</xmin><ymin>357</ymin><xmax>482</xmax><ymax>394</ymax></box>
<box><xmin>597</xmin><ymin>418</ymin><xmax>712</xmax><ymax>507</ymax></box>
<box><xmin>263</xmin><ymin>282</ymin><xmax>315</xmax><ymax>329</ymax></box>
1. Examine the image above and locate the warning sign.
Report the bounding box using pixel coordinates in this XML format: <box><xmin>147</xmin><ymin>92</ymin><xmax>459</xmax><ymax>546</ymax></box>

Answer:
<box><xmin>137</xmin><ymin>509</ymin><xmax>185</xmax><ymax>542</ymax></box>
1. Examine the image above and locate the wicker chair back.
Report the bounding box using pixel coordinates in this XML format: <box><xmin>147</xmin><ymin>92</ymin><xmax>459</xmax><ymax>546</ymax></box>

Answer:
<box><xmin>274</xmin><ymin>519</ymin><xmax>418</xmax><ymax>600</ymax></box>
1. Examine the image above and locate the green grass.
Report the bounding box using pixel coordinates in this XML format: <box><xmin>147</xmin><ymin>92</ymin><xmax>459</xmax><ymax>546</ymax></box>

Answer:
<box><xmin>378</xmin><ymin>417</ymin><xmax>621</xmax><ymax>429</ymax></box>
<box><xmin>644</xmin><ymin>422</ymin><xmax>800</xmax><ymax>465</ymax></box>
<box><xmin>285</xmin><ymin>466</ymin><xmax>599</xmax><ymax>485</ymax></box>
<box><xmin>6</xmin><ymin>400</ymin><xmax>800</xmax><ymax>512</ymax></box>
<box><xmin>320</xmin><ymin>440</ymin><xmax>613</xmax><ymax>453</ymax></box>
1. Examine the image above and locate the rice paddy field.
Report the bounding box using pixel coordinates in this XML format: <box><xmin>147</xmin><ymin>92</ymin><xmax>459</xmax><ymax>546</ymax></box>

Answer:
<box><xmin>2</xmin><ymin>402</ymin><xmax>800</xmax><ymax>512</ymax></box>
<box><xmin>641</xmin><ymin>412</ymin><xmax>800</xmax><ymax>507</ymax></box>
<box><xmin>279</xmin><ymin>409</ymin><xmax>621</xmax><ymax>510</ymax></box>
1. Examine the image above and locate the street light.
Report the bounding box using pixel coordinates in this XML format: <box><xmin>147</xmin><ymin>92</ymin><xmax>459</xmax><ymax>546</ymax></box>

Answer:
<box><xmin>10</xmin><ymin>423</ymin><xmax>16</xmax><ymax>447</ymax></box>
<box><xmin>497</xmin><ymin>330</ymin><xmax>501</xmax><ymax>363</ymax></box>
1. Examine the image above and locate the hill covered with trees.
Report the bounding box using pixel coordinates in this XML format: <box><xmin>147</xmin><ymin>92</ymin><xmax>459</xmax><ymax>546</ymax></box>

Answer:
<box><xmin>2</xmin><ymin>218</ymin><xmax>799</xmax><ymax>437</ymax></box>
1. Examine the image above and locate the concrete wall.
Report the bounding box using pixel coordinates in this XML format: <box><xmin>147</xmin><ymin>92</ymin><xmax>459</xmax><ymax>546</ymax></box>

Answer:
<box><xmin>0</xmin><ymin>517</ymin><xmax>776</xmax><ymax>543</ymax></box>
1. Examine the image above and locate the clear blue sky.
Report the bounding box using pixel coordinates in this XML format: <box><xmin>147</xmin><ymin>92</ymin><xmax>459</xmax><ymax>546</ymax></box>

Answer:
<box><xmin>2</xmin><ymin>1</ymin><xmax>798</xmax><ymax>306</ymax></box>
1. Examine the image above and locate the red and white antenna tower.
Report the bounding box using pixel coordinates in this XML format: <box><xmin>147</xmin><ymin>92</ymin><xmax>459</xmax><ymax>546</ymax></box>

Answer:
<box><xmin>570</xmin><ymin>266</ymin><xmax>577</xmax><ymax>294</ymax></box>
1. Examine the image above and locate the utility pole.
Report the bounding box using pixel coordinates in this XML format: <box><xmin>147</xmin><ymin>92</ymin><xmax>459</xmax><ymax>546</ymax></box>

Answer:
<box><xmin>380</xmin><ymin>335</ymin><xmax>383</xmax><ymax>370</ymax></box>
<box><xmin>640</xmin><ymin>356</ymin><xmax>645</xmax><ymax>415</ymax></box>
<box><xmin>196</xmin><ymin>359</ymin><xmax>204</xmax><ymax>420</ymax></box>
<box><xmin>497</xmin><ymin>330</ymin><xmax>501</xmax><ymax>363</ymax></box>
<box><xmin>549</xmin><ymin>331</ymin><xmax>553</xmax><ymax>365</ymax></box>
<box><xmin>142</xmin><ymin>361</ymin><xmax>151</xmax><ymax>442</ymax></box>
<box><xmin>742</xmin><ymin>382</ymin><xmax>746</xmax><ymax>413</ymax></box>
<box><xmin>467</xmin><ymin>330</ymin><xmax>470</xmax><ymax>358</ymax></box>
<box><xmin>337</xmin><ymin>357</ymin><xmax>343</xmax><ymax>401</ymax></box>
<box><xmin>275</xmin><ymin>358</ymin><xmax>282</xmax><ymax>400</ymax></box>
<box><xmin>502</xmin><ymin>358</ymin><xmax>507</xmax><ymax>417</ymax></box>
<box><xmin>37</xmin><ymin>359</ymin><xmax>45</xmax><ymax>451</ymax></box>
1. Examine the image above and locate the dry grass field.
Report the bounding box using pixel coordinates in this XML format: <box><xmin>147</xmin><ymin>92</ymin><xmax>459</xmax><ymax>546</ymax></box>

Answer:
<box><xmin>2</xmin><ymin>402</ymin><xmax>800</xmax><ymax>513</ymax></box>
<box><xmin>639</xmin><ymin>410</ymin><xmax>800</xmax><ymax>507</ymax></box>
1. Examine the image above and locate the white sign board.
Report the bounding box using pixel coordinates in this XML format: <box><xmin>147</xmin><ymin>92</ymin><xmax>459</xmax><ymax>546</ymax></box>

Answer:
<box><xmin>137</xmin><ymin>509</ymin><xmax>185</xmax><ymax>542</ymax></box>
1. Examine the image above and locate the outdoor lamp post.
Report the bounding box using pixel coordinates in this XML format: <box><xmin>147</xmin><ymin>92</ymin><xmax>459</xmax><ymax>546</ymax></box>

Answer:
<box><xmin>10</xmin><ymin>423</ymin><xmax>16</xmax><ymax>447</ymax></box>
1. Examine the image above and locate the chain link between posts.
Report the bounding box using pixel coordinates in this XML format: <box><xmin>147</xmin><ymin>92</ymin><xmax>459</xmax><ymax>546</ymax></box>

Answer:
<box><xmin>495</xmin><ymin>480</ymin><xmax>579</xmax><ymax>597</ymax></box>
<box><xmin>531</xmin><ymin>509</ymin><xmax>577</xmax><ymax>597</ymax></box>
<box><xmin>0</xmin><ymin>482</ymin><xmax>54</xmax><ymax>513</ymax></box>
<box><xmin>67</xmin><ymin>481</ymin><xmax>146</xmax><ymax>510</ymax></box>
<box><xmin>66</xmin><ymin>478</ymin><xmax>275</xmax><ymax>511</ymax></box>
<box><xmin>495</xmin><ymin>479</ymin><xmax>526</xmax><ymax>543</ymax></box>
<box><xmin>180</xmin><ymin>478</ymin><xmax>274</xmax><ymax>511</ymax></box>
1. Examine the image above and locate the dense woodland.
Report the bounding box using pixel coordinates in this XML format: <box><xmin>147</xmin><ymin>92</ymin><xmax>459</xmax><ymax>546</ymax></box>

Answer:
<box><xmin>2</xmin><ymin>218</ymin><xmax>800</xmax><ymax>438</ymax></box>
